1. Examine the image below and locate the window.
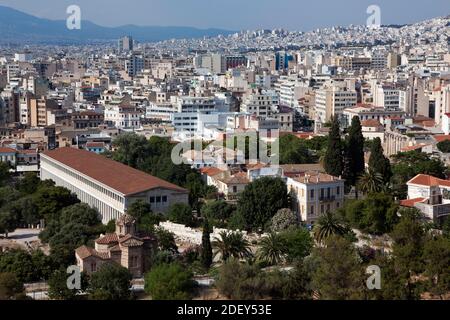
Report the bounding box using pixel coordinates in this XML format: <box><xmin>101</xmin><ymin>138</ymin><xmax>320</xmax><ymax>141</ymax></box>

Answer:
<box><xmin>150</xmin><ymin>197</ymin><xmax>155</xmax><ymax>203</ymax></box>
<box><xmin>91</xmin><ymin>262</ymin><xmax>97</xmax><ymax>272</ymax></box>
<box><xmin>162</xmin><ymin>196</ymin><xmax>167</xmax><ymax>203</ymax></box>
<box><xmin>310</xmin><ymin>205</ymin><xmax>314</xmax><ymax>215</ymax></box>
<box><xmin>310</xmin><ymin>189</ymin><xmax>314</xmax><ymax>199</ymax></box>
<box><xmin>337</xmin><ymin>186</ymin><xmax>340</xmax><ymax>195</ymax></box>
<box><xmin>321</xmin><ymin>205</ymin><xmax>324</xmax><ymax>214</ymax></box>
<box><xmin>156</xmin><ymin>196</ymin><xmax>161</xmax><ymax>203</ymax></box>
<box><xmin>233</xmin><ymin>186</ymin><xmax>237</xmax><ymax>193</ymax></box>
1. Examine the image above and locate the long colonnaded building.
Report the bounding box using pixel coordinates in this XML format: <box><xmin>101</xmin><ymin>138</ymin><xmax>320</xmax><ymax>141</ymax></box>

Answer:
<box><xmin>40</xmin><ymin>147</ymin><xmax>189</xmax><ymax>223</ymax></box>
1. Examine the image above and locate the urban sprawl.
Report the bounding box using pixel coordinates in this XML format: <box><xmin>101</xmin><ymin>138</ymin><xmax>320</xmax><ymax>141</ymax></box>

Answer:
<box><xmin>0</xmin><ymin>15</ymin><xmax>449</xmax><ymax>301</ymax></box>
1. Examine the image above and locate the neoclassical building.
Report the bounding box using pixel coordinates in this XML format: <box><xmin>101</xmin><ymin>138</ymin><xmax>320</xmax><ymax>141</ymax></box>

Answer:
<box><xmin>75</xmin><ymin>214</ymin><xmax>156</xmax><ymax>277</ymax></box>
<box><xmin>40</xmin><ymin>147</ymin><xmax>189</xmax><ymax>223</ymax></box>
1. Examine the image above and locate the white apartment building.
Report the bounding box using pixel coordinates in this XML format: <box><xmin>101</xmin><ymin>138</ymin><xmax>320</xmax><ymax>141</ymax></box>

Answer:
<box><xmin>40</xmin><ymin>147</ymin><xmax>189</xmax><ymax>223</ymax></box>
<box><xmin>145</xmin><ymin>102</ymin><xmax>177</xmax><ymax>122</ymax></box>
<box><xmin>373</xmin><ymin>84</ymin><xmax>401</xmax><ymax>110</ymax></box>
<box><xmin>275</xmin><ymin>75</ymin><xmax>309</xmax><ymax>109</ymax></box>
<box><xmin>104</xmin><ymin>104</ymin><xmax>141</xmax><ymax>130</ymax></box>
<box><xmin>315</xmin><ymin>82</ymin><xmax>357</xmax><ymax>123</ymax></box>
<box><xmin>240</xmin><ymin>89</ymin><xmax>279</xmax><ymax>117</ymax></box>
<box><xmin>343</xmin><ymin>105</ymin><xmax>405</xmax><ymax>127</ymax></box>
<box><xmin>171</xmin><ymin>96</ymin><xmax>222</xmax><ymax>132</ymax></box>
<box><xmin>286</xmin><ymin>172</ymin><xmax>345</xmax><ymax>225</ymax></box>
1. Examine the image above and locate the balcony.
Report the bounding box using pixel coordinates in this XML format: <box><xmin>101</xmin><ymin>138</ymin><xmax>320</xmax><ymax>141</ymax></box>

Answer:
<box><xmin>319</xmin><ymin>195</ymin><xmax>336</xmax><ymax>202</ymax></box>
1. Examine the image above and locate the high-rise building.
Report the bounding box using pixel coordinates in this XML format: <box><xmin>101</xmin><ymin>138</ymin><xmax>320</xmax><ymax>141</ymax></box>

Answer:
<box><xmin>118</xmin><ymin>36</ymin><xmax>134</xmax><ymax>53</ymax></box>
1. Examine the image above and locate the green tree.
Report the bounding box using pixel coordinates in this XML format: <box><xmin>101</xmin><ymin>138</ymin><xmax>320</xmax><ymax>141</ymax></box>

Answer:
<box><xmin>127</xmin><ymin>200</ymin><xmax>152</xmax><ymax>224</ymax></box>
<box><xmin>200</xmin><ymin>219</ymin><xmax>213</xmax><ymax>270</ymax></box>
<box><xmin>270</xmin><ymin>208</ymin><xmax>298</xmax><ymax>232</ymax></box>
<box><xmin>345</xmin><ymin>116</ymin><xmax>365</xmax><ymax>187</ymax></box>
<box><xmin>105</xmin><ymin>219</ymin><xmax>116</xmax><ymax>233</ymax></box>
<box><xmin>0</xmin><ymin>272</ymin><xmax>26</xmax><ymax>300</ymax></box>
<box><xmin>16</xmin><ymin>172</ymin><xmax>40</xmax><ymax>195</ymax></box>
<box><xmin>311</xmin><ymin>236</ymin><xmax>366</xmax><ymax>299</ymax></box>
<box><xmin>0</xmin><ymin>250</ymin><xmax>38</xmax><ymax>282</ymax></box>
<box><xmin>368</xmin><ymin>137</ymin><xmax>392</xmax><ymax>183</ymax></box>
<box><xmin>0</xmin><ymin>162</ymin><xmax>12</xmax><ymax>187</ymax></box>
<box><xmin>279</xmin><ymin>227</ymin><xmax>314</xmax><ymax>262</ymax></box>
<box><xmin>423</xmin><ymin>236</ymin><xmax>450</xmax><ymax>299</ymax></box>
<box><xmin>357</xmin><ymin>169</ymin><xmax>384</xmax><ymax>195</ymax></box>
<box><xmin>48</xmin><ymin>268</ymin><xmax>87</xmax><ymax>300</ymax></box>
<box><xmin>11</xmin><ymin>197</ymin><xmax>40</xmax><ymax>226</ymax></box>
<box><xmin>279</xmin><ymin>134</ymin><xmax>317</xmax><ymax>164</ymax></box>
<box><xmin>391</xmin><ymin>151</ymin><xmax>446</xmax><ymax>198</ymax></box>
<box><xmin>313</xmin><ymin>212</ymin><xmax>349</xmax><ymax>244</ymax></box>
<box><xmin>342</xmin><ymin>193</ymin><xmax>398</xmax><ymax>234</ymax></box>
<box><xmin>215</xmin><ymin>259</ymin><xmax>275</xmax><ymax>300</ymax></box>
<box><xmin>144</xmin><ymin>263</ymin><xmax>195</xmax><ymax>300</ymax></box>
<box><xmin>237</xmin><ymin>177</ymin><xmax>288</xmax><ymax>231</ymax></box>
<box><xmin>257</xmin><ymin>233</ymin><xmax>287</xmax><ymax>266</ymax></box>
<box><xmin>0</xmin><ymin>186</ymin><xmax>21</xmax><ymax>208</ymax></box>
<box><xmin>323</xmin><ymin>116</ymin><xmax>344</xmax><ymax>177</ymax></box>
<box><xmin>0</xmin><ymin>210</ymin><xmax>18</xmax><ymax>238</ymax></box>
<box><xmin>88</xmin><ymin>263</ymin><xmax>132</xmax><ymax>300</ymax></box>
<box><xmin>389</xmin><ymin>212</ymin><xmax>426</xmax><ymax>298</ymax></box>
<box><xmin>212</xmin><ymin>231</ymin><xmax>252</xmax><ymax>262</ymax></box>
<box><xmin>201</xmin><ymin>200</ymin><xmax>235</xmax><ymax>227</ymax></box>
<box><xmin>33</xmin><ymin>185</ymin><xmax>79</xmax><ymax>221</ymax></box>
<box><xmin>154</xmin><ymin>227</ymin><xmax>178</xmax><ymax>253</ymax></box>
<box><xmin>437</xmin><ymin>140</ymin><xmax>450</xmax><ymax>153</ymax></box>
<box><xmin>167</xmin><ymin>203</ymin><xmax>194</xmax><ymax>226</ymax></box>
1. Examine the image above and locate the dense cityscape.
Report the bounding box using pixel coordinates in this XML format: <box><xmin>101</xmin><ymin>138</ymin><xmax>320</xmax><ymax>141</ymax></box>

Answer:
<box><xmin>0</xmin><ymin>2</ymin><xmax>449</xmax><ymax>305</ymax></box>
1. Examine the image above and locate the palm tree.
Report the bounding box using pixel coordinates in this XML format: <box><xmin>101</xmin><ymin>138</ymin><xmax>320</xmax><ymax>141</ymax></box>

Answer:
<box><xmin>357</xmin><ymin>169</ymin><xmax>384</xmax><ymax>195</ymax></box>
<box><xmin>257</xmin><ymin>233</ymin><xmax>287</xmax><ymax>266</ymax></box>
<box><xmin>313</xmin><ymin>212</ymin><xmax>348</xmax><ymax>243</ymax></box>
<box><xmin>212</xmin><ymin>231</ymin><xmax>252</xmax><ymax>262</ymax></box>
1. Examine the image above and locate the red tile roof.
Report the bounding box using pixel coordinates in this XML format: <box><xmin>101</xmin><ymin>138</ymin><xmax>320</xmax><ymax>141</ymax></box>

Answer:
<box><xmin>42</xmin><ymin>147</ymin><xmax>188</xmax><ymax>196</ymax></box>
<box><xmin>0</xmin><ymin>147</ymin><xmax>16</xmax><ymax>153</ymax></box>
<box><xmin>86</xmin><ymin>142</ymin><xmax>105</xmax><ymax>148</ymax></box>
<box><xmin>95</xmin><ymin>233</ymin><xmax>119</xmax><ymax>245</ymax></box>
<box><xmin>200</xmin><ymin>166</ymin><xmax>224</xmax><ymax>177</ymax></box>
<box><xmin>75</xmin><ymin>245</ymin><xmax>110</xmax><ymax>260</ymax></box>
<box><xmin>408</xmin><ymin>174</ymin><xmax>450</xmax><ymax>187</ymax></box>
<box><xmin>433</xmin><ymin>135</ymin><xmax>450</xmax><ymax>143</ymax></box>
<box><xmin>361</xmin><ymin>119</ymin><xmax>382</xmax><ymax>127</ymax></box>
<box><xmin>399</xmin><ymin>198</ymin><xmax>426</xmax><ymax>208</ymax></box>
<box><xmin>400</xmin><ymin>143</ymin><xmax>430</xmax><ymax>152</ymax></box>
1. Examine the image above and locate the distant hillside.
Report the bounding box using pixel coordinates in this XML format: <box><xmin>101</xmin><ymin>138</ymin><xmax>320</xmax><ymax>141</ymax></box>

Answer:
<box><xmin>0</xmin><ymin>5</ymin><xmax>234</xmax><ymax>44</ymax></box>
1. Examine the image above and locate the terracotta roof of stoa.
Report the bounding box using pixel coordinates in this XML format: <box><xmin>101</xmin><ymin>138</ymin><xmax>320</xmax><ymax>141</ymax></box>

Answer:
<box><xmin>42</xmin><ymin>147</ymin><xmax>188</xmax><ymax>196</ymax></box>
<box><xmin>399</xmin><ymin>198</ymin><xmax>426</xmax><ymax>208</ymax></box>
<box><xmin>407</xmin><ymin>174</ymin><xmax>450</xmax><ymax>188</ymax></box>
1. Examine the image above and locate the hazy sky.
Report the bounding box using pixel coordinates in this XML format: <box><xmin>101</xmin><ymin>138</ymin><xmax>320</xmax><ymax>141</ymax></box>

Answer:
<box><xmin>0</xmin><ymin>0</ymin><xmax>448</xmax><ymax>31</ymax></box>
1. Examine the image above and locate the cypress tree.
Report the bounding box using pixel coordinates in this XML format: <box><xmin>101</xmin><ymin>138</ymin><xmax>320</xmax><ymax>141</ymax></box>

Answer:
<box><xmin>324</xmin><ymin>116</ymin><xmax>344</xmax><ymax>177</ymax></box>
<box><xmin>368</xmin><ymin>137</ymin><xmax>392</xmax><ymax>183</ymax></box>
<box><xmin>201</xmin><ymin>218</ymin><xmax>213</xmax><ymax>270</ymax></box>
<box><xmin>345</xmin><ymin>116</ymin><xmax>365</xmax><ymax>186</ymax></box>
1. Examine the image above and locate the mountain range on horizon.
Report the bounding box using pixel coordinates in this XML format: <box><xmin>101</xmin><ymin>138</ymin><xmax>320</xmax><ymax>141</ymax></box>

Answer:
<box><xmin>0</xmin><ymin>5</ymin><xmax>235</xmax><ymax>44</ymax></box>
<box><xmin>0</xmin><ymin>5</ymin><xmax>448</xmax><ymax>45</ymax></box>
